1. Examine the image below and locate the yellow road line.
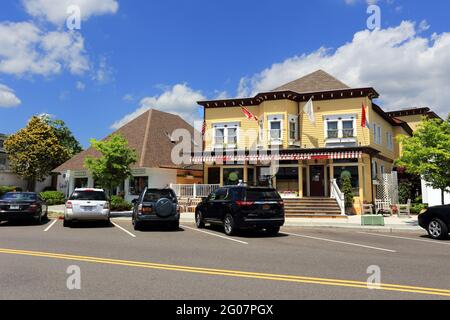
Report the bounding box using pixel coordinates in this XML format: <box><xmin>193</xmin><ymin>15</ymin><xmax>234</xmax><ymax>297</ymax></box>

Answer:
<box><xmin>0</xmin><ymin>248</ymin><xmax>449</xmax><ymax>297</ymax></box>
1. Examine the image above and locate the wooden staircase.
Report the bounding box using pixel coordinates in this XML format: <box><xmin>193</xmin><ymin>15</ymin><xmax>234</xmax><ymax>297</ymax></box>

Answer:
<box><xmin>283</xmin><ymin>198</ymin><xmax>345</xmax><ymax>218</ymax></box>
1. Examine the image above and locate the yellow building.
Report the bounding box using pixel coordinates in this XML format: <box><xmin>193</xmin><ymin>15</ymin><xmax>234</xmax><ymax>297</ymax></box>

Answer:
<box><xmin>193</xmin><ymin>70</ymin><xmax>416</xmax><ymax>214</ymax></box>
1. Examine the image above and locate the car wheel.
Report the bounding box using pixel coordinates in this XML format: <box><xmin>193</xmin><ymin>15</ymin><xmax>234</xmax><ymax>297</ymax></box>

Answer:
<box><xmin>428</xmin><ymin>219</ymin><xmax>448</xmax><ymax>240</ymax></box>
<box><xmin>35</xmin><ymin>213</ymin><xmax>42</xmax><ymax>225</ymax></box>
<box><xmin>265</xmin><ymin>226</ymin><xmax>280</xmax><ymax>236</ymax></box>
<box><xmin>133</xmin><ymin>221</ymin><xmax>141</xmax><ymax>231</ymax></box>
<box><xmin>63</xmin><ymin>219</ymin><xmax>71</xmax><ymax>228</ymax></box>
<box><xmin>223</xmin><ymin>214</ymin><xmax>236</xmax><ymax>236</ymax></box>
<box><xmin>170</xmin><ymin>221</ymin><xmax>180</xmax><ymax>231</ymax></box>
<box><xmin>195</xmin><ymin>210</ymin><xmax>205</xmax><ymax>229</ymax></box>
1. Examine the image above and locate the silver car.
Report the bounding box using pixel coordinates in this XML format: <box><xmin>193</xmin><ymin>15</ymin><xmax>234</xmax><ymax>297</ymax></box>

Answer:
<box><xmin>64</xmin><ymin>188</ymin><xmax>110</xmax><ymax>227</ymax></box>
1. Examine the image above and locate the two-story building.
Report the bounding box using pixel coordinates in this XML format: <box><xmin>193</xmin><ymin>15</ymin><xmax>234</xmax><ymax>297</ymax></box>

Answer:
<box><xmin>193</xmin><ymin>70</ymin><xmax>415</xmax><ymax>214</ymax></box>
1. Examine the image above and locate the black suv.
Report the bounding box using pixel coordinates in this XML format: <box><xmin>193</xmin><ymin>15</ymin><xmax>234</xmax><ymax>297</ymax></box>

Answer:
<box><xmin>132</xmin><ymin>188</ymin><xmax>180</xmax><ymax>230</ymax></box>
<box><xmin>195</xmin><ymin>186</ymin><xmax>285</xmax><ymax>236</ymax></box>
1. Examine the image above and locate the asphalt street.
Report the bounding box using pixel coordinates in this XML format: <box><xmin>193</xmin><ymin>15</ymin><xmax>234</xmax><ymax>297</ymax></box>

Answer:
<box><xmin>0</xmin><ymin>218</ymin><xmax>449</xmax><ymax>300</ymax></box>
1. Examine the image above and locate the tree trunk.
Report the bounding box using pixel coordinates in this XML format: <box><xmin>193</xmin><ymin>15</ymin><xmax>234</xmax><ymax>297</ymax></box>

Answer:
<box><xmin>27</xmin><ymin>178</ymin><xmax>36</xmax><ymax>192</ymax></box>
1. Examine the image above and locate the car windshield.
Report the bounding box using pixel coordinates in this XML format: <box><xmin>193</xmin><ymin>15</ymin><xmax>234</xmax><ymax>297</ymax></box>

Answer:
<box><xmin>0</xmin><ymin>193</ymin><xmax>37</xmax><ymax>201</ymax></box>
<box><xmin>246</xmin><ymin>189</ymin><xmax>281</xmax><ymax>201</ymax></box>
<box><xmin>143</xmin><ymin>189</ymin><xmax>176</xmax><ymax>202</ymax></box>
<box><xmin>70</xmin><ymin>191</ymin><xmax>107</xmax><ymax>201</ymax></box>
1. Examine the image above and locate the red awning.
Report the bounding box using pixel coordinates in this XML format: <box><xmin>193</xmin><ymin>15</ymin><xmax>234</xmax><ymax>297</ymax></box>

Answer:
<box><xmin>191</xmin><ymin>151</ymin><xmax>363</xmax><ymax>164</ymax></box>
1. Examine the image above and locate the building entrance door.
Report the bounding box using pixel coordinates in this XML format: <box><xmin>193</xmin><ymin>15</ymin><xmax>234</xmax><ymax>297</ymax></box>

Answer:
<box><xmin>310</xmin><ymin>165</ymin><xmax>325</xmax><ymax>197</ymax></box>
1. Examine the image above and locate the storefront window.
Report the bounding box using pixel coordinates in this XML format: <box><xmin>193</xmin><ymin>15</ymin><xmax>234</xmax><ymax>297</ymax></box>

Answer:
<box><xmin>257</xmin><ymin>167</ymin><xmax>272</xmax><ymax>187</ymax></box>
<box><xmin>247</xmin><ymin>167</ymin><xmax>255</xmax><ymax>186</ymax></box>
<box><xmin>74</xmin><ymin>178</ymin><xmax>88</xmax><ymax>189</ymax></box>
<box><xmin>276</xmin><ymin>167</ymin><xmax>299</xmax><ymax>195</ymax></box>
<box><xmin>223</xmin><ymin>168</ymin><xmax>244</xmax><ymax>186</ymax></box>
<box><xmin>334</xmin><ymin>166</ymin><xmax>359</xmax><ymax>193</ymax></box>
<box><xmin>130</xmin><ymin>176</ymin><xmax>148</xmax><ymax>195</ymax></box>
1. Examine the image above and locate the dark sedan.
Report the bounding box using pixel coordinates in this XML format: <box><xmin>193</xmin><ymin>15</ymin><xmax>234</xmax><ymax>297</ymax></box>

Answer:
<box><xmin>0</xmin><ymin>192</ymin><xmax>48</xmax><ymax>225</ymax></box>
<box><xmin>418</xmin><ymin>205</ymin><xmax>450</xmax><ymax>240</ymax></box>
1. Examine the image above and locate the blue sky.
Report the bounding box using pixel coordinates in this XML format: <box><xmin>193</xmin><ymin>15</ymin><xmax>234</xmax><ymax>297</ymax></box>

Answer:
<box><xmin>1</xmin><ymin>0</ymin><xmax>449</xmax><ymax>148</ymax></box>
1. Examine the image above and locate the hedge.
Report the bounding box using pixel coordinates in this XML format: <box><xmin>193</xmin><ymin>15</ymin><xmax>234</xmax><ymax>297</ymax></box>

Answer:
<box><xmin>39</xmin><ymin>191</ymin><xmax>66</xmax><ymax>206</ymax></box>
<box><xmin>110</xmin><ymin>196</ymin><xmax>133</xmax><ymax>212</ymax></box>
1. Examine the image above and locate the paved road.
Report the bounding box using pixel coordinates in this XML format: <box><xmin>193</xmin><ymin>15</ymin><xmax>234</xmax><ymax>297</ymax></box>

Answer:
<box><xmin>0</xmin><ymin>218</ymin><xmax>449</xmax><ymax>300</ymax></box>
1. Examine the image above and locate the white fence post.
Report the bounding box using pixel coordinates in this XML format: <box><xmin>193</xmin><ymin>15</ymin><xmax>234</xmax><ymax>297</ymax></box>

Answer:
<box><xmin>193</xmin><ymin>184</ymin><xmax>197</xmax><ymax>199</ymax></box>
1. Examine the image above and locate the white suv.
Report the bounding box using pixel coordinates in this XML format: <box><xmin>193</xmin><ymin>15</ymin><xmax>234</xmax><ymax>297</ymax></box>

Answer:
<box><xmin>64</xmin><ymin>188</ymin><xmax>110</xmax><ymax>227</ymax></box>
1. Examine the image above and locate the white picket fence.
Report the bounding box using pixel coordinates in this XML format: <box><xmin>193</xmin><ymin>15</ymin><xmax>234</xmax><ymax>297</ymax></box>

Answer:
<box><xmin>170</xmin><ymin>184</ymin><xmax>220</xmax><ymax>199</ymax></box>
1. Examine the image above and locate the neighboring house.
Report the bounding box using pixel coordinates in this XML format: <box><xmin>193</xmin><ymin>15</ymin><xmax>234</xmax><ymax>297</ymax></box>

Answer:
<box><xmin>387</xmin><ymin>108</ymin><xmax>449</xmax><ymax>206</ymax></box>
<box><xmin>53</xmin><ymin>109</ymin><xmax>203</xmax><ymax>202</ymax></box>
<box><xmin>193</xmin><ymin>70</ymin><xmax>416</xmax><ymax>214</ymax></box>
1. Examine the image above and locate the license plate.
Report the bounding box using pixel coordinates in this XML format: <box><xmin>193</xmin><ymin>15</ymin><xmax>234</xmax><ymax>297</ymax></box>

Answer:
<box><xmin>82</xmin><ymin>207</ymin><xmax>95</xmax><ymax>212</ymax></box>
<box><xmin>262</xmin><ymin>204</ymin><xmax>271</xmax><ymax>210</ymax></box>
<box><xmin>10</xmin><ymin>205</ymin><xmax>20</xmax><ymax>210</ymax></box>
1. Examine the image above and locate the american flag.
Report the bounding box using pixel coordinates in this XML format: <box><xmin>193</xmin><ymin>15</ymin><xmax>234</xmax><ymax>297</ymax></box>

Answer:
<box><xmin>241</xmin><ymin>106</ymin><xmax>259</xmax><ymax>122</ymax></box>
<box><xmin>202</xmin><ymin>121</ymin><xmax>207</xmax><ymax>136</ymax></box>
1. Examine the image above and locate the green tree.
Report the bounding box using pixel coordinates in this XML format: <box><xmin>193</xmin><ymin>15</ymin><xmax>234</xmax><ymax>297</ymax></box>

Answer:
<box><xmin>4</xmin><ymin>117</ymin><xmax>70</xmax><ymax>191</ymax></box>
<box><xmin>396</xmin><ymin>114</ymin><xmax>450</xmax><ymax>205</ymax></box>
<box><xmin>84</xmin><ymin>134</ymin><xmax>137</xmax><ymax>195</ymax></box>
<box><xmin>341</xmin><ymin>175</ymin><xmax>354</xmax><ymax>210</ymax></box>
<box><xmin>40</xmin><ymin>114</ymin><xmax>83</xmax><ymax>157</ymax></box>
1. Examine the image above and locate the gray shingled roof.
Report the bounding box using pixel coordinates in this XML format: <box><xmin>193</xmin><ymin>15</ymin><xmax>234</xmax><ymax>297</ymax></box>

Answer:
<box><xmin>54</xmin><ymin>109</ymin><xmax>200</xmax><ymax>172</ymax></box>
<box><xmin>273</xmin><ymin>70</ymin><xmax>350</xmax><ymax>93</ymax></box>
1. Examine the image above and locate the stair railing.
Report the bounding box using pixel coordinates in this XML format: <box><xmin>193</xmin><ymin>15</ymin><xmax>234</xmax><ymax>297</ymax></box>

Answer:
<box><xmin>330</xmin><ymin>179</ymin><xmax>346</xmax><ymax>215</ymax></box>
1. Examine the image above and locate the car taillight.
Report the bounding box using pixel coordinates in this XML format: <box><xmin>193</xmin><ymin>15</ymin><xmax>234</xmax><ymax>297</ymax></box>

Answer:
<box><xmin>66</xmin><ymin>202</ymin><xmax>73</xmax><ymax>209</ymax></box>
<box><xmin>236</xmin><ymin>201</ymin><xmax>254</xmax><ymax>207</ymax></box>
<box><xmin>278</xmin><ymin>201</ymin><xmax>284</xmax><ymax>208</ymax></box>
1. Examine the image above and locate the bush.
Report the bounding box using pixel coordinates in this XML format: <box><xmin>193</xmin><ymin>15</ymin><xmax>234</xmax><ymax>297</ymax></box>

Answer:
<box><xmin>398</xmin><ymin>182</ymin><xmax>413</xmax><ymax>204</ymax></box>
<box><xmin>341</xmin><ymin>176</ymin><xmax>354</xmax><ymax>210</ymax></box>
<box><xmin>39</xmin><ymin>191</ymin><xmax>66</xmax><ymax>206</ymax></box>
<box><xmin>411</xmin><ymin>203</ymin><xmax>428</xmax><ymax>215</ymax></box>
<box><xmin>0</xmin><ymin>186</ymin><xmax>21</xmax><ymax>197</ymax></box>
<box><xmin>110</xmin><ymin>196</ymin><xmax>132</xmax><ymax>212</ymax></box>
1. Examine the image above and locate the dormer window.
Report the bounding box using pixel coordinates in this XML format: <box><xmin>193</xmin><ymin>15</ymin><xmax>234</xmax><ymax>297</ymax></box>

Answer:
<box><xmin>213</xmin><ymin>122</ymin><xmax>240</xmax><ymax>149</ymax></box>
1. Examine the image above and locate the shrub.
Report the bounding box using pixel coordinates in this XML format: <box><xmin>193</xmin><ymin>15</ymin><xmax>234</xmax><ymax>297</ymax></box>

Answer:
<box><xmin>39</xmin><ymin>191</ymin><xmax>66</xmax><ymax>206</ymax></box>
<box><xmin>398</xmin><ymin>182</ymin><xmax>413</xmax><ymax>204</ymax></box>
<box><xmin>341</xmin><ymin>176</ymin><xmax>354</xmax><ymax>210</ymax></box>
<box><xmin>110</xmin><ymin>195</ymin><xmax>132</xmax><ymax>212</ymax></box>
<box><xmin>411</xmin><ymin>203</ymin><xmax>428</xmax><ymax>215</ymax></box>
<box><xmin>0</xmin><ymin>186</ymin><xmax>21</xmax><ymax>197</ymax></box>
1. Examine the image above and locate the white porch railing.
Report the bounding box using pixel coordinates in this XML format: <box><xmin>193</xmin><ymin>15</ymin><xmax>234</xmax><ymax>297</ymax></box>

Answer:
<box><xmin>330</xmin><ymin>179</ymin><xmax>346</xmax><ymax>215</ymax></box>
<box><xmin>170</xmin><ymin>184</ymin><xmax>220</xmax><ymax>199</ymax></box>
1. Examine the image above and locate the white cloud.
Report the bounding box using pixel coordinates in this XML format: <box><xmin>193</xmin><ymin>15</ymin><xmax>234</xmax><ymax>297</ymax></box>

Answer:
<box><xmin>76</xmin><ymin>81</ymin><xmax>86</xmax><ymax>91</ymax></box>
<box><xmin>238</xmin><ymin>21</ymin><xmax>450</xmax><ymax>117</ymax></box>
<box><xmin>22</xmin><ymin>0</ymin><xmax>119</xmax><ymax>26</ymax></box>
<box><xmin>92</xmin><ymin>56</ymin><xmax>114</xmax><ymax>84</ymax></box>
<box><xmin>0</xmin><ymin>21</ymin><xmax>89</xmax><ymax>76</ymax></box>
<box><xmin>123</xmin><ymin>94</ymin><xmax>134</xmax><ymax>102</ymax></box>
<box><xmin>0</xmin><ymin>84</ymin><xmax>21</xmax><ymax>108</ymax></box>
<box><xmin>111</xmin><ymin>84</ymin><xmax>205</xmax><ymax>130</ymax></box>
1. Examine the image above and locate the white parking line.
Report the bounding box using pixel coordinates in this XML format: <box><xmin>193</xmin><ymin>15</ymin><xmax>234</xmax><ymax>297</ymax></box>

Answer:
<box><xmin>358</xmin><ymin>232</ymin><xmax>450</xmax><ymax>245</ymax></box>
<box><xmin>282</xmin><ymin>232</ymin><xmax>397</xmax><ymax>253</ymax></box>
<box><xmin>181</xmin><ymin>225</ymin><xmax>248</xmax><ymax>245</ymax></box>
<box><xmin>111</xmin><ymin>221</ymin><xmax>136</xmax><ymax>238</ymax></box>
<box><xmin>44</xmin><ymin>219</ymin><xmax>58</xmax><ymax>232</ymax></box>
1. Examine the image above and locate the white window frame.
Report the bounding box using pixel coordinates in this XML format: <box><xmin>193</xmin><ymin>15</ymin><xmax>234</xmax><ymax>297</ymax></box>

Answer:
<box><xmin>258</xmin><ymin>119</ymin><xmax>264</xmax><ymax>147</ymax></box>
<box><xmin>288</xmin><ymin>115</ymin><xmax>299</xmax><ymax>145</ymax></box>
<box><xmin>324</xmin><ymin>114</ymin><xmax>357</xmax><ymax>142</ymax></box>
<box><xmin>373</xmin><ymin>123</ymin><xmax>383</xmax><ymax>145</ymax></box>
<box><xmin>212</xmin><ymin>122</ymin><xmax>240</xmax><ymax>150</ymax></box>
<box><xmin>268</xmin><ymin>115</ymin><xmax>284</xmax><ymax>146</ymax></box>
<box><xmin>386</xmin><ymin>132</ymin><xmax>394</xmax><ymax>150</ymax></box>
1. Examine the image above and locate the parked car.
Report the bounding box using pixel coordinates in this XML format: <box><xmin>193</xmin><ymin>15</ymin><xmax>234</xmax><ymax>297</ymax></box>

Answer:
<box><xmin>132</xmin><ymin>188</ymin><xmax>180</xmax><ymax>231</ymax></box>
<box><xmin>195</xmin><ymin>186</ymin><xmax>285</xmax><ymax>236</ymax></box>
<box><xmin>64</xmin><ymin>188</ymin><xmax>110</xmax><ymax>227</ymax></box>
<box><xmin>418</xmin><ymin>205</ymin><xmax>450</xmax><ymax>240</ymax></box>
<box><xmin>0</xmin><ymin>192</ymin><xmax>48</xmax><ymax>224</ymax></box>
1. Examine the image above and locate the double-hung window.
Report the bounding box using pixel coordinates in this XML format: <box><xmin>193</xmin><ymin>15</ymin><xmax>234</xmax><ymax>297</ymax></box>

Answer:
<box><xmin>386</xmin><ymin>132</ymin><xmax>394</xmax><ymax>150</ymax></box>
<box><xmin>373</xmin><ymin>124</ymin><xmax>383</xmax><ymax>145</ymax></box>
<box><xmin>288</xmin><ymin>115</ymin><xmax>299</xmax><ymax>145</ymax></box>
<box><xmin>213</xmin><ymin>123</ymin><xmax>240</xmax><ymax>149</ymax></box>
<box><xmin>324</xmin><ymin>115</ymin><xmax>356</xmax><ymax>140</ymax></box>
<box><xmin>268</xmin><ymin>115</ymin><xmax>283</xmax><ymax>145</ymax></box>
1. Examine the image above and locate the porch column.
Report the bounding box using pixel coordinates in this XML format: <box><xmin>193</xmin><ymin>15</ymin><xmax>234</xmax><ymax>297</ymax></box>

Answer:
<box><xmin>358</xmin><ymin>158</ymin><xmax>365</xmax><ymax>200</ymax></box>
<box><xmin>298</xmin><ymin>164</ymin><xmax>303</xmax><ymax>198</ymax></box>
<box><xmin>219</xmin><ymin>167</ymin><xmax>224</xmax><ymax>186</ymax></box>
<box><xmin>329</xmin><ymin>160</ymin><xmax>334</xmax><ymax>198</ymax></box>
<box><xmin>243</xmin><ymin>162</ymin><xmax>248</xmax><ymax>184</ymax></box>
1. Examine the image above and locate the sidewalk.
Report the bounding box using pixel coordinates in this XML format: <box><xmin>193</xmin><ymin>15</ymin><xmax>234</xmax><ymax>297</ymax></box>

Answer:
<box><xmin>49</xmin><ymin>205</ymin><xmax>421</xmax><ymax>232</ymax></box>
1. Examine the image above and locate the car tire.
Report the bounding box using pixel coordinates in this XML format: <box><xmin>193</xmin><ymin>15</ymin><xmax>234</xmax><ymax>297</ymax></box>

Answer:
<box><xmin>266</xmin><ymin>226</ymin><xmax>280</xmax><ymax>236</ymax></box>
<box><xmin>170</xmin><ymin>221</ymin><xmax>180</xmax><ymax>231</ymax></box>
<box><xmin>223</xmin><ymin>214</ymin><xmax>237</xmax><ymax>236</ymax></box>
<box><xmin>133</xmin><ymin>221</ymin><xmax>141</xmax><ymax>231</ymax></box>
<box><xmin>63</xmin><ymin>219</ymin><xmax>71</xmax><ymax>228</ymax></box>
<box><xmin>428</xmin><ymin>219</ymin><xmax>448</xmax><ymax>240</ymax></box>
<box><xmin>35</xmin><ymin>213</ymin><xmax>42</xmax><ymax>225</ymax></box>
<box><xmin>195</xmin><ymin>210</ymin><xmax>205</xmax><ymax>229</ymax></box>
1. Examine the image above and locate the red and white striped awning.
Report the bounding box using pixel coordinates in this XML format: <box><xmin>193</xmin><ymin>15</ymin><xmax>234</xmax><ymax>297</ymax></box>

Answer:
<box><xmin>191</xmin><ymin>151</ymin><xmax>363</xmax><ymax>164</ymax></box>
